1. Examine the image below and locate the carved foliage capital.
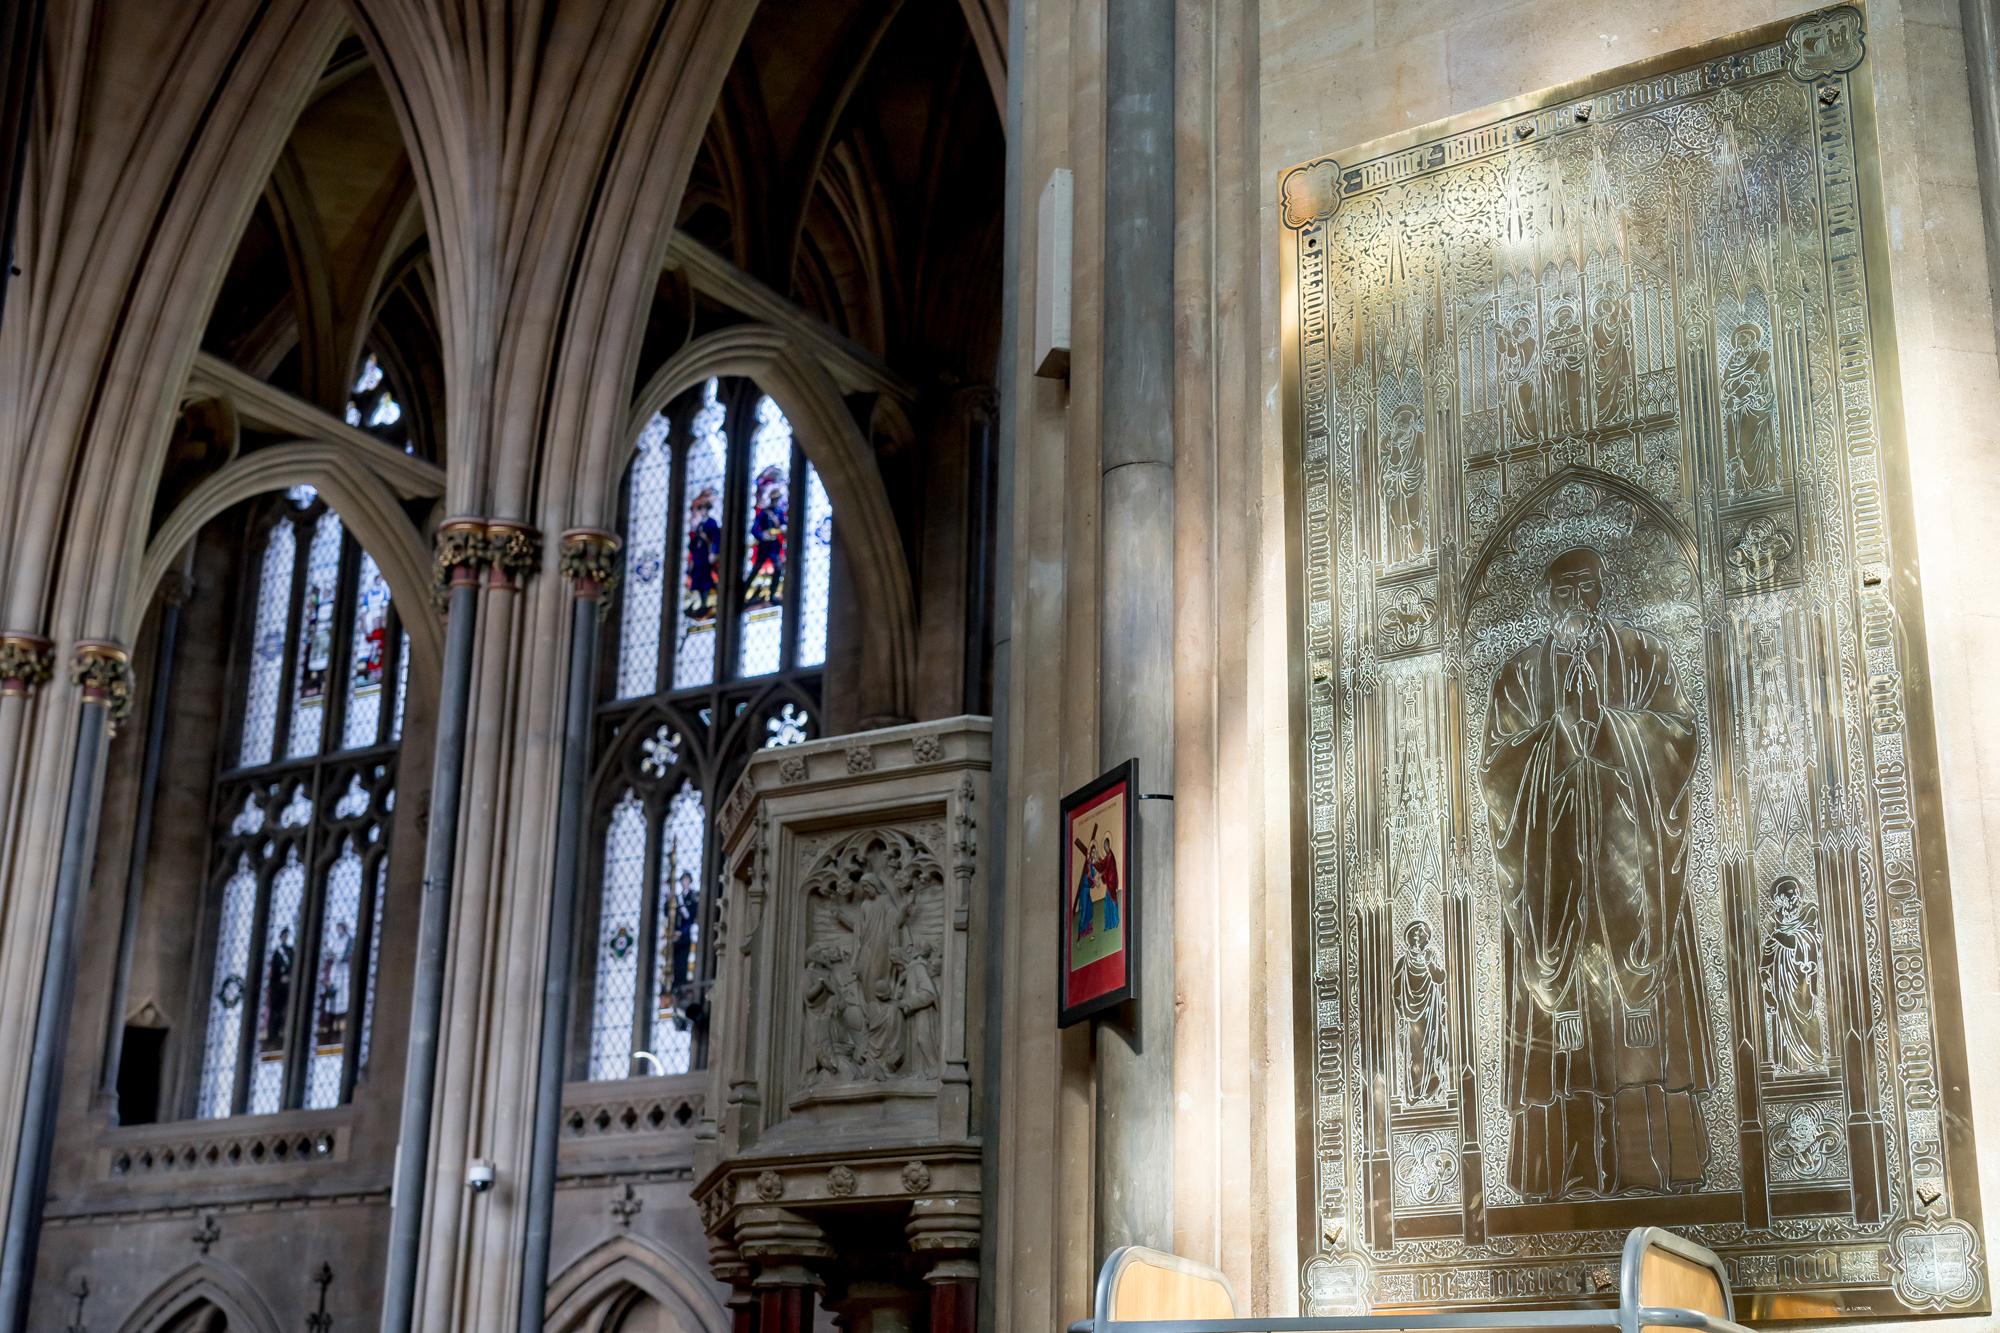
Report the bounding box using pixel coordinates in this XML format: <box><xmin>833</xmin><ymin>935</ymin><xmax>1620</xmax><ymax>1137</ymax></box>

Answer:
<box><xmin>558</xmin><ymin>527</ymin><xmax>622</xmax><ymax>600</ymax></box>
<box><xmin>433</xmin><ymin>518</ymin><xmax>491</xmax><ymax>594</ymax></box>
<box><xmin>70</xmin><ymin>641</ymin><xmax>133</xmax><ymax>731</ymax></box>
<box><xmin>484</xmin><ymin>519</ymin><xmax>543</xmax><ymax>588</ymax></box>
<box><xmin>0</xmin><ymin>633</ymin><xmax>55</xmax><ymax>697</ymax></box>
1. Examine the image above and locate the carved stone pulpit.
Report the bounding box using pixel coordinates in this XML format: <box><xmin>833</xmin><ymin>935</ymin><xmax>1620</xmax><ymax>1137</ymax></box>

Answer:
<box><xmin>696</xmin><ymin>717</ymin><xmax>989</xmax><ymax>1333</ymax></box>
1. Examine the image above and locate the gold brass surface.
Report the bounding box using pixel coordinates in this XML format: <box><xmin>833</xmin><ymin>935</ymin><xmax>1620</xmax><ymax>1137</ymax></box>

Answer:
<box><xmin>1278</xmin><ymin>6</ymin><xmax>1983</xmax><ymax>1319</ymax></box>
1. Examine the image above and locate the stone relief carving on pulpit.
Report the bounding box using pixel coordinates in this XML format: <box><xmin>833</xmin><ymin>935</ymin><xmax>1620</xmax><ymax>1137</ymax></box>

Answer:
<box><xmin>797</xmin><ymin>827</ymin><xmax>947</xmax><ymax>1091</ymax></box>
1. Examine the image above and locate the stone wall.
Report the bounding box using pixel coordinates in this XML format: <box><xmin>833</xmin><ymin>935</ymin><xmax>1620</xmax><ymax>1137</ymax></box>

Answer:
<box><xmin>991</xmin><ymin>0</ymin><xmax>2000</xmax><ymax>1326</ymax></box>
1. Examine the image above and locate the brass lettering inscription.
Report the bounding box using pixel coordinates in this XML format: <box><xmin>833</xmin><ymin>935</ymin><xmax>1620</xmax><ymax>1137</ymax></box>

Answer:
<box><xmin>1279</xmin><ymin>8</ymin><xmax>1984</xmax><ymax>1318</ymax></box>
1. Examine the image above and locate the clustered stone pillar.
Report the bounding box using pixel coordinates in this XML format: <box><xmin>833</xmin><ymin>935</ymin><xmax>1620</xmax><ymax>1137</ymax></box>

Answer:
<box><xmin>515</xmin><ymin>528</ymin><xmax>619</xmax><ymax>1333</ymax></box>
<box><xmin>380</xmin><ymin>518</ymin><xmax>499</xmax><ymax>1333</ymax></box>
<box><xmin>1095</xmin><ymin>0</ymin><xmax>1177</xmax><ymax>1260</ymax></box>
<box><xmin>0</xmin><ymin>639</ymin><xmax>129</xmax><ymax>1333</ymax></box>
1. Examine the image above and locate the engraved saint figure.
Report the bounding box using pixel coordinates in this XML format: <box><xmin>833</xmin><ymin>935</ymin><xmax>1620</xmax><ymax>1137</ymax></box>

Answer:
<box><xmin>1722</xmin><ymin>323</ymin><xmax>1780</xmax><ymax>494</ymax></box>
<box><xmin>1478</xmin><ymin>546</ymin><xmax>1714</xmax><ymax>1198</ymax></box>
<box><xmin>1498</xmin><ymin>316</ymin><xmax>1541</xmax><ymax>443</ymax></box>
<box><xmin>1393</xmin><ymin>920</ymin><xmax>1450</xmax><ymax>1106</ymax></box>
<box><xmin>1541</xmin><ymin>303</ymin><xmax>1587</xmax><ymax>436</ymax></box>
<box><xmin>1589</xmin><ymin>292</ymin><xmax>1635</xmax><ymax>425</ymax></box>
<box><xmin>1379</xmin><ymin>404</ymin><xmax>1428</xmax><ymax>566</ymax></box>
<box><xmin>1759</xmin><ymin>875</ymin><xmax>1826</xmax><ymax>1073</ymax></box>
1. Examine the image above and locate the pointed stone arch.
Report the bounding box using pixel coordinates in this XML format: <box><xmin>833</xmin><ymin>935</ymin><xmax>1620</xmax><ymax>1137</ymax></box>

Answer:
<box><xmin>628</xmin><ymin>324</ymin><xmax>916</xmax><ymax>724</ymax></box>
<box><xmin>544</xmin><ymin>1233</ymin><xmax>731</xmax><ymax>1333</ymax></box>
<box><xmin>118</xmin><ymin>1261</ymin><xmax>282</xmax><ymax>1333</ymax></box>
<box><xmin>131</xmin><ymin>440</ymin><xmax>443</xmax><ymax>683</ymax></box>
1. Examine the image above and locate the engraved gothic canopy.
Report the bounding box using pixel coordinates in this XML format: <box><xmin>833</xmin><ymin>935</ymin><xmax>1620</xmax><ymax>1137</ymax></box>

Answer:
<box><xmin>1280</xmin><ymin>7</ymin><xmax>1984</xmax><ymax>1320</ymax></box>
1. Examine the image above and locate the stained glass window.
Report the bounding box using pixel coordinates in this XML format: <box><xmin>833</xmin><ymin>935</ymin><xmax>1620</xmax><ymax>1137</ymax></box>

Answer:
<box><xmin>344</xmin><ymin>352</ymin><xmax>410</xmax><ymax>453</ymax></box>
<box><xmin>797</xmin><ymin>464</ymin><xmax>832</xmax><ymax>669</ymax></box>
<box><xmin>676</xmin><ymin>382</ymin><xmax>730</xmax><ymax>690</ymax></box>
<box><xmin>589</xmin><ymin>792</ymin><xmax>647</xmax><ymax>1081</ymax></box>
<box><xmin>737</xmin><ymin>395</ymin><xmax>792</xmax><ymax>678</ymax></box>
<box><xmin>618</xmin><ymin>413</ymin><xmax>672</xmax><ymax>699</ymax></box>
<box><xmin>191</xmin><ymin>489</ymin><xmax>407</xmax><ymax>1120</ymax></box>
<box><xmin>588</xmin><ymin>376</ymin><xmax>835</xmax><ymax>1082</ymax></box>
<box><xmin>287</xmin><ymin>511</ymin><xmax>344</xmax><ymax>758</ymax></box>
<box><xmin>238</xmin><ymin>522</ymin><xmax>296</xmax><ymax>768</ymax></box>
<box><xmin>650</xmin><ymin>782</ymin><xmax>706</xmax><ymax>1073</ymax></box>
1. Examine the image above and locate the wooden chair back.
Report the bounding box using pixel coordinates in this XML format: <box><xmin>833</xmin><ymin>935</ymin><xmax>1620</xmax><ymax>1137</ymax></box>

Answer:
<box><xmin>1097</xmin><ymin>1247</ymin><xmax>1238</xmax><ymax>1323</ymax></box>
<box><xmin>1621</xmin><ymin>1227</ymin><xmax>1734</xmax><ymax>1333</ymax></box>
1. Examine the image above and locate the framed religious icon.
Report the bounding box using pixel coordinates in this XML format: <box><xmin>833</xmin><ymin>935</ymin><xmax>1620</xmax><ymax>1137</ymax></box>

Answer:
<box><xmin>1058</xmin><ymin>759</ymin><xmax>1138</xmax><ymax>1026</ymax></box>
<box><xmin>1280</xmin><ymin>4</ymin><xmax>1985</xmax><ymax>1322</ymax></box>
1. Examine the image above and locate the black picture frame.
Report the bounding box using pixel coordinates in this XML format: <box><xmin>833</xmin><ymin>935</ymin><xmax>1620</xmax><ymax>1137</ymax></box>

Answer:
<box><xmin>1056</xmin><ymin>757</ymin><xmax>1139</xmax><ymax>1027</ymax></box>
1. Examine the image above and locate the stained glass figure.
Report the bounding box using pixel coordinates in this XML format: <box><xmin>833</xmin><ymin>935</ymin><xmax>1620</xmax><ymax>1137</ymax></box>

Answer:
<box><xmin>737</xmin><ymin>395</ymin><xmax>793</xmax><ymax>677</ymax></box>
<box><xmin>304</xmin><ymin>839</ymin><xmax>363</xmax><ymax>1109</ymax></box>
<box><xmin>651</xmin><ymin>782</ymin><xmax>706</xmax><ymax>1074</ymax></box>
<box><xmin>675</xmin><ymin>381</ymin><xmax>730</xmax><ymax>689</ymax></box>
<box><xmin>342</xmin><ymin>553</ymin><xmax>391</xmax><ymax>749</ymax></box>
<box><xmin>618</xmin><ymin>412</ymin><xmax>672</xmax><ymax>698</ymax></box>
<box><xmin>250</xmin><ymin>848</ymin><xmax>306</xmax><ymax>1114</ymax></box>
<box><xmin>590</xmin><ymin>791</ymin><xmax>647</xmax><ymax>1080</ymax></box>
<box><xmin>797</xmin><ymin>463</ymin><xmax>832</xmax><ymax>668</ymax></box>
<box><xmin>287</xmin><ymin>510</ymin><xmax>344</xmax><ymax>757</ymax></box>
<box><xmin>239</xmin><ymin>521</ymin><xmax>297</xmax><ymax>768</ymax></box>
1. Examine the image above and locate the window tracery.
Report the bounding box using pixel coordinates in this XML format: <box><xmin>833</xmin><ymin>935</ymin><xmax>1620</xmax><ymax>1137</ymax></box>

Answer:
<box><xmin>193</xmin><ymin>486</ymin><xmax>408</xmax><ymax>1118</ymax></box>
<box><xmin>582</xmin><ymin>377</ymin><xmax>831</xmax><ymax>1080</ymax></box>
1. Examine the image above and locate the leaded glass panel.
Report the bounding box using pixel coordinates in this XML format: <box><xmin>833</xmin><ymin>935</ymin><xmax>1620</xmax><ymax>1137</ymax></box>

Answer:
<box><xmin>238</xmin><ymin>522</ymin><xmax>296</xmax><ymax>768</ymax></box>
<box><xmin>737</xmin><ymin>395</ymin><xmax>792</xmax><ymax>677</ymax></box>
<box><xmin>797</xmin><ymin>463</ymin><xmax>832</xmax><ymax>668</ymax></box>
<box><xmin>650</xmin><ymin>782</ymin><xmax>705</xmax><ymax>1073</ymax></box>
<box><xmin>196</xmin><ymin>853</ymin><xmax>259</xmax><ymax>1119</ymax></box>
<box><xmin>341</xmin><ymin>553</ymin><xmax>391</xmax><ymax>749</ymax></box>
<box><xmin>618</xmin><ymin>413</ymin><xmax>672</xmax><ymax>699</ymax></box>
<box><xmin>249</xmin><ymin>848</ymin><xmax>306</xmax><ymax>1114</ymax></box>
<box><xmin>304</xmin><ymin>838</ymin><xmax>364</xmax><ymax>1109</ymax></box>
<box><xmin>393</xmin><ymin>629</ymin><xmax>410</xmax><ymax>740</ymax></box>
<box><xmin>590</xmin><ymin>791</ymin><xmax>647</xmax><ymax>1080</ymax></box>
<box><xmin>675</xmin><ymin>381</ymin><xmax>730</xmax><ymax>689</ymax></box>
<box><xmin>287</xmin><ymin>510</ymin><xmax>344</xmax><ymax>758</ymax></box>
<box><xmin>360</xmin><ymin>858</ymin><xmax>387</xmax><ymax>1072</ymax></box>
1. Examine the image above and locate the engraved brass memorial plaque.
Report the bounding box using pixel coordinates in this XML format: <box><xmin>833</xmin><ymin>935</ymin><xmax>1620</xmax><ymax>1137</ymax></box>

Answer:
<box><xmin>1279</xmin><ymin>8</ymin><xmax>1984</xmax><ymax>1318</ymax></box>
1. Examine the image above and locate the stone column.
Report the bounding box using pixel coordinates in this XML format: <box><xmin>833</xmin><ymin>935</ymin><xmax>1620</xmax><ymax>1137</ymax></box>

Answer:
<box><xmin>1096</xmin><ymin>0</ymin><xmax>1177</xmax><ymax>1259</ymax></box>
<box><xmin>737</xmin><ymin>1206</ymin><xmax>830</xmax><ymax>1333</ymax></box>
<box><xmin>709</xmin><ymin>1236</ymin><xmax>759</xmax><ymax>1333</ymax></box>
<box><xmin>515</xmin><ymin>529</ymin><xmax>617</xmax><ymax>1333</ymax></box>
<box><xmin>907</xmin><ymin>1196</ymin><xmax>980</xmax><ymax>1333</ymax></box>
<box><xmin>380</xmin><ymin>519</ymin><xmax>489</xmax><ymax>1333</ymax></box>
<box><xmin>0</xmin><ymin>640</ymin><xmax>128</xmax><ymax>1333</ymax></box>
